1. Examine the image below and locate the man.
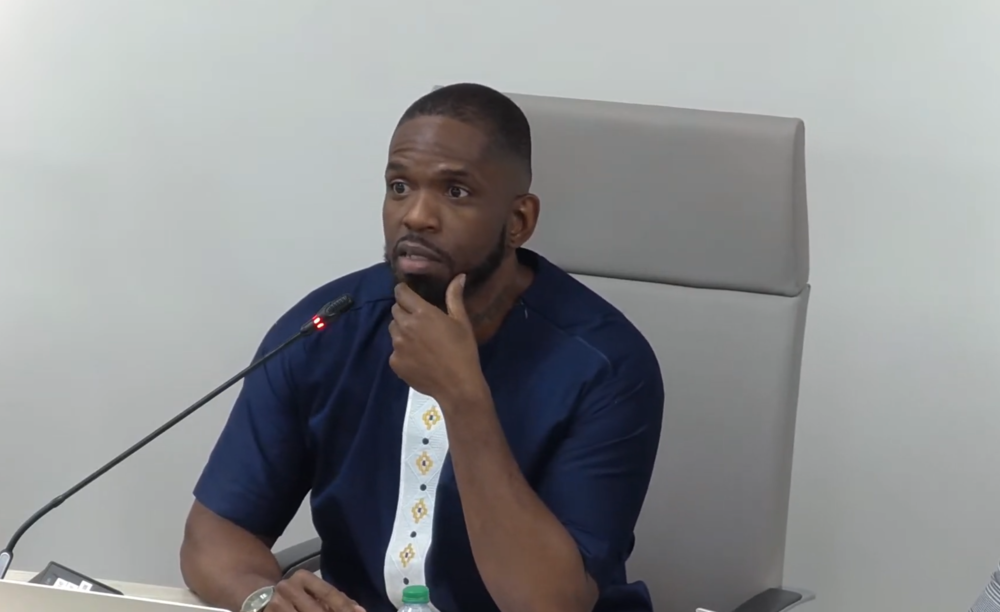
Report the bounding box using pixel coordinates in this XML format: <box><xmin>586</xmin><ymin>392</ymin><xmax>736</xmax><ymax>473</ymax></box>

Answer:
<box><xmin>180</xmin><ymin>83</ymin><xmax>664</xmax><ymax>612</ymax></box>
<box><xmin>970</xmin><ymin>560</ymin><xmax>1000</xmax><ymax>612</ymax></box>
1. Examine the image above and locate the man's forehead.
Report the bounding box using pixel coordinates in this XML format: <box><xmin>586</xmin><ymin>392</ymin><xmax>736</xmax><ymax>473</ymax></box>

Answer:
<box><xmin>388</xmin><ymin>115</ymin><xmax>493</xmax><ymax>165</ymax></box>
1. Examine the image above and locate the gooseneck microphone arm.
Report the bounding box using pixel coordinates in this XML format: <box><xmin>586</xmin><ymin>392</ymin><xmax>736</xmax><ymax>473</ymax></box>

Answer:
<box><xmin>0</xmin><ymin>294</ymin><xmax>354</xmax><ymax>581</ymax></box>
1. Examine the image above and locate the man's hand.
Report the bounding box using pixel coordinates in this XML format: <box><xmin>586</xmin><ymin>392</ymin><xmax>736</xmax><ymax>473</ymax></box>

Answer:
<box><xmin>267</xmin><ymin>570</ymin><xmax>364</xmax><ymax>612</ymax></box>
<box><xmin>388</xmin><ymin>274</ymin><xmax>486</xmax><ymax>402</ymax></box>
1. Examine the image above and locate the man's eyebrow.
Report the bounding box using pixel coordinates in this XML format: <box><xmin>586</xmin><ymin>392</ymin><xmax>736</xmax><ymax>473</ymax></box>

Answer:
<box><xmin>385</xmin><ymin>161</ymin><xmax>479</xmax><ymax>181</ymax></box>
<box><xmin>434</xmin><ymin>166</ymin><xmax>475</xmax><ymax>180</ymax></box>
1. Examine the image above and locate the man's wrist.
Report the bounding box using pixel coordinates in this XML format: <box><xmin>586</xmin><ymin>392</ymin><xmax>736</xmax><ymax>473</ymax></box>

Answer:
<box><xmin>438</xmin><ymin>375</ymin><xmax>492</xmax><ymax>415</ymax></box>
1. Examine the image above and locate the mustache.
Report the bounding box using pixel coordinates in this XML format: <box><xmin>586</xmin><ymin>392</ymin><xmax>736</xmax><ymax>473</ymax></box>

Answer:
<box><xmin>392</xmin><ymin>234</ymin><xmax>451</xmax><ymax>264</ymax></box>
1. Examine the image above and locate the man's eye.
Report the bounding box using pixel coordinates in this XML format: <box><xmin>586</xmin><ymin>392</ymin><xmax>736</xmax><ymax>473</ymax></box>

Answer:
<box><xmin>447</xmin><ymin>185</ymin><xmax>470</xmax><ymax>198</ymax></box>
<box><xmin>389</xmin><ymin>181</ymin><xmax>409</xmax><ymax>195</ymax></box>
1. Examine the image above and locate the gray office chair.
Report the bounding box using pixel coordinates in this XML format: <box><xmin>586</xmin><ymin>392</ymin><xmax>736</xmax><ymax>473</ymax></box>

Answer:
<box><xmin>275</xmin><ymin>91</ymin><xmax>813</xmax><ymax>612</ymax></box>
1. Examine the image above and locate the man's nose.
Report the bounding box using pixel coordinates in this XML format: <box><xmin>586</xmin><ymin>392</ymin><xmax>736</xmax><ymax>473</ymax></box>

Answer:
<box><xmin>402</xmin><ymin>191</ymin><xmax>441</xmax><ymax>232</ymax></box>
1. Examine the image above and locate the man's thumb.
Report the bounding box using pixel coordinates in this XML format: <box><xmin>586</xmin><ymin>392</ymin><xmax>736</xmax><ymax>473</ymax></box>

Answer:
<box><xmin>446</xmin><ymin>274</ymin><xmax>469</xmax><ymax>323</ymax></box>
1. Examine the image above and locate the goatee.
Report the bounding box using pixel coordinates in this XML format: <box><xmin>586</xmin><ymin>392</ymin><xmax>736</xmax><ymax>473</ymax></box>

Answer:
<box><xmin>385</xmin><ymin>226</ymin><xmax>508</xmax><ymax>311</ymax></box>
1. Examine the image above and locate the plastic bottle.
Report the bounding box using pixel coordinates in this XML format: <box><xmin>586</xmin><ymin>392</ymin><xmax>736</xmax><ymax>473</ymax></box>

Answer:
<box><xmin>398</xmin><ymin>585</ymin><xmax>432</xmax><ymax>612</ymax></box>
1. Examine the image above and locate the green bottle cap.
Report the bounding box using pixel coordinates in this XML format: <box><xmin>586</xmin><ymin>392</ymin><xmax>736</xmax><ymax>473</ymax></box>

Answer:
<box><xmin>402</xmin><ymin>585</ymin><xmax>430</xmax><ymax>604</ymax></box>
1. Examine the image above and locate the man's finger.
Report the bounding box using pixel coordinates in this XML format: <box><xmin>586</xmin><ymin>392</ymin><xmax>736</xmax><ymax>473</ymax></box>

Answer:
<box><xmin>393</xmin><ymin>282</ymin><xmax>425</xmax><ymax>313</ymax></box>
<box><xmin>388</xmin><ymin>320</ymin><xmax>403</xmax><ymax>344</ymax></box>
<box><xmin>391</xmin><ymin>303</ymin><xmax>410</xmax><ymax>324</ymax></box>
<box><xmin>274</xmin><ymin>578</ymin><xmax>326</xmax><ymax>612</ymax></box>
<box><xmin>298</xmin><ymin>572</ymin><xmax>365</xmax><ymax>612</ymax></box>
<box><xmin>445</xmin><ymin>274</ymin><xmax>470</xmax><ymax>324</ymax></box>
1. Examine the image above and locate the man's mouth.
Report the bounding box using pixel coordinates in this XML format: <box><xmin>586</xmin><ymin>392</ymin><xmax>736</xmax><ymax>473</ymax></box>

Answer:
<box><xmin>396</xmin><ymin>241</ymin><xmax>442</xmax><ymax>263</ymax></box>
<box><xmin>394</xmin><ymin>241</ymin><xmax>445</xmax><ymax>274</ymax></box>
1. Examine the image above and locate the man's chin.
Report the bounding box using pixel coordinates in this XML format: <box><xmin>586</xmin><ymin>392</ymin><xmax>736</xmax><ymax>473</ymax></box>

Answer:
<box><xmin>394</xmin><ymin>268</ymin><xmax>443</xmax><ymax>286</ymax></box>
<box><xmin>398</xmin><ymin>274</ymin><xmax>450</xmax><ymax>309</ymax></box>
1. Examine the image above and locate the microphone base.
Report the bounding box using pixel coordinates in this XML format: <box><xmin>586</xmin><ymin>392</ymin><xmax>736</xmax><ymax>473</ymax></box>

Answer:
<box><xmin>28</xmin><ymin>560</ymin><xmax>123</xmax><ymax>595</ymax></box>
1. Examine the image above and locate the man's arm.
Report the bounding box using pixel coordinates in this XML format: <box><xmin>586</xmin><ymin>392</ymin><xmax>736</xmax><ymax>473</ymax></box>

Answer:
<box><xmin>180</xmin><ymin>501</ymin><xmax>283</xmax><ymax>612</ymax></box>
<box><xmin>970</xmin><ymin>560</ymin><xmax>1000</xmax><ymax>612</ymax></box>
<box><xmin>180</xmin><ymin>321</ymin><xmax>314</xmax><ymax>610</ymax></box>
<box><xmin>441</xmin><ymin>375</ymin><xmax>663</xmax><ymax>612</ymax></box>
<box><xmin>181</xmin><ymin>502</ymin><xmax>363</xmax><ymax>612</ymax></box>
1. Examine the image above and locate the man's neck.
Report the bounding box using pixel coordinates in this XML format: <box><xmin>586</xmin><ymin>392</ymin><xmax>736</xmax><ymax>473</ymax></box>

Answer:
<box><xmin>467</xmin><ymin>258</ymin><xmax>533</xmax><ymax>344</ymax></box>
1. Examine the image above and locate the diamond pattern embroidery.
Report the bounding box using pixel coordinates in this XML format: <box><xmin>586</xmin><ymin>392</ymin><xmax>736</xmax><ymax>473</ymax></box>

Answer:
<box><xmin>399</xmin><ymin>543</ymin><xmax>416</xmax><ymax>568</ymax></box>
<box><xmin>415</xmin><ymin>451</ymin><xmax>434</xmax><ymax>476</ymax></box>
<box><xmin>422</xmin><ymin>405</ymin><xmax>442</xmax><ymax>430</ymax></box>
<box><xmin>411</xmin><ymin>498</ymin><xmax>428</xmax><ymax>523</ymax></box>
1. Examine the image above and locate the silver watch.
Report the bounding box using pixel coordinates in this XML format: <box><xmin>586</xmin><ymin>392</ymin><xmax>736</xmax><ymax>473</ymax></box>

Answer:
<box><xmin>241</xmin><ymin>585</ymin><xmax>275</xmax><ymax>612</ymax></box>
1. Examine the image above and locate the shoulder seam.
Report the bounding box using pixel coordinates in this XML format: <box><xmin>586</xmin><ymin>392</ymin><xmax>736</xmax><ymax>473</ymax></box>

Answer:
<box><xmin>521</xmin><ymin>302</ymin><xmax>615</xmax><ymax>370</ymax></box>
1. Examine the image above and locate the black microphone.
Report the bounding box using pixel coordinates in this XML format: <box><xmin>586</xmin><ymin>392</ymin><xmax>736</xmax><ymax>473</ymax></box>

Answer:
<box><xmin>0</xmin><ymin>294</ymin><xmax>354</xmax><ymax>587</ymax></box>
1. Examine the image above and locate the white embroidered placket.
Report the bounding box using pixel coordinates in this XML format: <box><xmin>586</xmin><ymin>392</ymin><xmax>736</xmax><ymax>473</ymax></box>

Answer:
<box><xmin>382</xmin><ymin>388</ymin><xmax>448</xmax><ymax>610</ymax></box>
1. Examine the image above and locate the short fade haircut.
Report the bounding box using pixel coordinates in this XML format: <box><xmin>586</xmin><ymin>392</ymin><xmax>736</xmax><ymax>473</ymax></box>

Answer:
<box><xmin>398</xmin><ymin>83</ymin><xmax>532</xmax><ymax>182</ymax></box>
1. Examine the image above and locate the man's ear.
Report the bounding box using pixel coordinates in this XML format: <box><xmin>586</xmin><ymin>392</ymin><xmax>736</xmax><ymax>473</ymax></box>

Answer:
<box><xmin>508</xmin><ymin>193</ymin><xmax>540</xmax><ymax>248</ymax></box>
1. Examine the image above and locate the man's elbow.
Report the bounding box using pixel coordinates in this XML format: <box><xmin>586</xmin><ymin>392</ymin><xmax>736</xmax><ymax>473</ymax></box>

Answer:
<box><xmin>179</xmin><ymin>501</ymin><xmax>276</xmax><ymax>583</ymax></box>
<box><xmin>179</xmin><ymin>504</ymin><xmax>213</xmax><ymax>590</ymax></box>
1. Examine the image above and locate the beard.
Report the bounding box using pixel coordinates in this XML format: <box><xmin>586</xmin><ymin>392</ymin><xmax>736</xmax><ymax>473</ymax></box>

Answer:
<box><xmin>384</xmin><ymin>225</ymin><xmax>508</xmax><ymax>311</ymax></box>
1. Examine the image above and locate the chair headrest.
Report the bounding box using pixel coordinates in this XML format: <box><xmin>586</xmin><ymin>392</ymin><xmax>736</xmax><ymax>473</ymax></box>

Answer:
<box><xmin>508</xmin><ymin>92</ymin><xmax>809</xmax><ymax>297</ymax></box>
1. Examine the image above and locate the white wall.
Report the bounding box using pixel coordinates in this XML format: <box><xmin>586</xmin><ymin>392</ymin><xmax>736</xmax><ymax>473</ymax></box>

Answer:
<box><xmin>1</xmin><ymin>1</ymin><xmax>998</xmax><ymax>610</ymax></box>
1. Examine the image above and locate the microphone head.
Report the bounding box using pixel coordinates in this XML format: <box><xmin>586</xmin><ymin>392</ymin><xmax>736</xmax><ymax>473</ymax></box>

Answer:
<box><xmin>319</xmin><ymin>294</ymin><xmax>354</xmax><ymax>318</ymax></box>
<box><xmin>300</xmin><ymin>294</ymin><xmax>353</xmax><ymax>335</ymax></box>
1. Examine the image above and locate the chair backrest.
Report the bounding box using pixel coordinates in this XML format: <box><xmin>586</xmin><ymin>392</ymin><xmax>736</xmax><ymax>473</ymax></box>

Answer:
<box><xmin>507</xmin><ymin>91</ymin><xmax>810</xmax><ymax>612</ymax></box>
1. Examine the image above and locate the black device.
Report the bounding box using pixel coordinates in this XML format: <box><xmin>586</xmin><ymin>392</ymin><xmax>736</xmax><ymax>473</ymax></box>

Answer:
<box><xmin>0</xmin><ymin>294</ymin><xmax>354</xmax><ymax>588</ymax></box>
<box><xmin>28</xmin><ymin>561</ymin><xmax>123</xmax><ymax>595</ymax></box>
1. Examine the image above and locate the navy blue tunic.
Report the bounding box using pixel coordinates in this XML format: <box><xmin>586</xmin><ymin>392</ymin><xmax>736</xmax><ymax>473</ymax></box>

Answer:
<box><xmin>194</xmin><ymin>248</ymin><xmax>663</xmax><ymax>612</ymax></box>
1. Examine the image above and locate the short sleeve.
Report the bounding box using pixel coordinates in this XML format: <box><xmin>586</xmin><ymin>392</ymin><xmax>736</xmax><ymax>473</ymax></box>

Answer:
<box><xmin>535</xmin><ymin>370</ymin><xmax>664</xmax><ymax>590</ymax></box>
<box><xmin>192</xmin><ymin>322</ymin><xmax>313</xmax><ymax>541</ymax></box>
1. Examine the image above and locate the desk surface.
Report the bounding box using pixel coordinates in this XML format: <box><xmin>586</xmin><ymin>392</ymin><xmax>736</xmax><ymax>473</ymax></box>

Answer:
<box><xmin>4</xmin><ymin>570</ymin><xmax>207</xmax><ymax>607</ymax></box>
